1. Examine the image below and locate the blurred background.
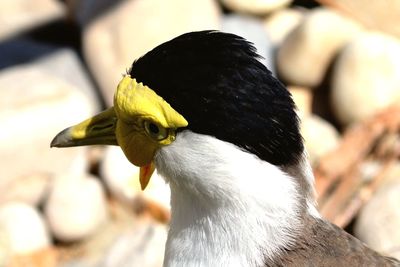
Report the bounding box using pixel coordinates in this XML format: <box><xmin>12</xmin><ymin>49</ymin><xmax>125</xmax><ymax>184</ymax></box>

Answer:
<box><xmin>1</xmin><ymin>0</ymin><xmax>400</xmax><ymax>266</ymax></box>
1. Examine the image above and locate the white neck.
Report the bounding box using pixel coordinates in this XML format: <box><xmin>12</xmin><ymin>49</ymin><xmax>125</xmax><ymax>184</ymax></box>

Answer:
<box><xmin>155</xmin><ymin>131</ymin><xmax>316</xmax><ymax>267</ymax></box>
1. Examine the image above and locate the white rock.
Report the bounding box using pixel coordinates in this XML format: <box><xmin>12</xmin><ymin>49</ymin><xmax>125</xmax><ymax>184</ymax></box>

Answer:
<box><xmin>101</xmin><ymin>146</ymin><xmax>170</xmax><ymax>210</ymax></box>
<box><xmin>57</xmin><ymin>201</ymin><xmax>143</xmax><ymax>267</ymax></box>
<box><xmin>355</xmin><ymin>172</ymin><xmax>400</xmax><ymax>260</ymax></box>
<box><xmin>0</xmin><ymin>47</ymin><xmax>98</xmax><ymax>106</ymax></box>
<box><xmin>263</xmin><ymin>8</ymin><xmax>306</xmax><ymax>46</ymax></box>
<box><xmin>288</xmin><ymin>86</ymin><xmax>313</xmax><ymax>119</ymax></box>
<box><xmin>0</xmin><ymin>66</ymin><xmax>95</xmax><ymax>198</ymax></box>
<box><xmin>0</xmin><ymin>0</ymin><xmax>65</xmax><ymax>41</ymax></box>
<box><xmin>301</xmin><ymin>115</ymin><xmax>340</xmax><ymax>165</ymax></box>
<box><xmin>1</xmin><ymin>38</ymin><xmax>58</xmax><ymax>69</ymax></box>
<box><xmin>317</xmin><ymin>0</ymin><xmax>400</xmax><ymax>39</ymax></box>
<box><xmin>33</xmin><ymin>49</ymin><xmax>100</xmax><ymax>109</ymax></box>
<box><xmin>0</xmin><ymin>202</ymin><xmax>50</xmax><ymax>254</ymax></box>
<box><xmin>277</xmin><ymin>8</ymin><xmax>363</xmax><ymax>87</ymax></box>
<box><xmin>64</xmin><ymin>0</ymin><xmax>120</xmax><ymax>26</ymax></box>
<box><xmin>44</xmin><ymin>175</ymin><xmax>108</xmax><ymax>242</ymax></box>
<box><xmin>221</xmin><ymin>0</ymin><xmax>293</xmax><ymax>15</ymax></box>
<box><xmin>0</xmin><ymin>173</ymin><xmax>51</xmax><ymax>207</ymax></box>
<box><xmin>0</xmin><ymin>223</ymin><xmax>11</xmax><ymax>266</ymax></box>
<box><xmin>101</xmin><ymin>221</ymin><xmax>167</xmax><ymax>267</ymax></box>
<box><xmin>331</xmin><ymin>32</ymin><xmax>400</xmax><ymax>125</ymax></box>
<box><xmin>83</xmin><ymin>0</ymin><xmax>221</xmax><ymax>105</ymax></box>
<box><xmin>222</xmin><ymin>14</ymin><xmax>274</xmax><ymax>71</ymax></box>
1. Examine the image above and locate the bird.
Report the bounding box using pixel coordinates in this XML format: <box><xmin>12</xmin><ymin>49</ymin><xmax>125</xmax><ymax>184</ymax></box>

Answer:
<box><xmin>51</xmin><ymin>31</ymin><xmax>400</xmax><ymax>267</ymax></box>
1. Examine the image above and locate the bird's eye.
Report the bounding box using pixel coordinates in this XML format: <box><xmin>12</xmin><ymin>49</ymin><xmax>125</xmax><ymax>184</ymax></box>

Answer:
<box><xmin>144</xmin><ymin>120</ymin><xmax>168</xmax><ymax>141</ymax></box>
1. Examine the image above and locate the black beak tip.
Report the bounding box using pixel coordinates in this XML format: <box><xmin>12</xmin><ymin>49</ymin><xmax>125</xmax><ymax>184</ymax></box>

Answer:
<box><xmin>50</xmin><ymin>128</ymin><xmax>71</xmax><ymax>148</ymax></box>
<box><xmin>50</xmin><ymin>138</ymin><xmax>59</xmax><ymax>148</ymax></box>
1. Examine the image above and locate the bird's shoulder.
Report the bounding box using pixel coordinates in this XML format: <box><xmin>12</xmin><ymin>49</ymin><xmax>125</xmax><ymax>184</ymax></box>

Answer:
<box><xmin>266</xmin><ymin>216</ymin><xmax>400</xmax><ymax>267</ymax></box>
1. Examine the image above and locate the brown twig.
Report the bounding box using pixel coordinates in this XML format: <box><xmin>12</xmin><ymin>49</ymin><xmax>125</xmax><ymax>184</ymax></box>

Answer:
<box><xmin>314</xmin><ymin>105</ymin><xmax>400</xmax><ymax>227</ymax></box>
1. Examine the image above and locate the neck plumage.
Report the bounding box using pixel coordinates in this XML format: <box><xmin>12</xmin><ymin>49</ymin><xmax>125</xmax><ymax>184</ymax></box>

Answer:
<box><xmin>155</xmin><ymin>131</ymin><xmax>318</xmax><ymax>267</ymax></box>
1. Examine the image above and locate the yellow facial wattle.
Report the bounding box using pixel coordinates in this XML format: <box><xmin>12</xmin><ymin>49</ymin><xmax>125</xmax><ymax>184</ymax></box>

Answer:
<box><xmin>51</xmin><ymin>74</ymin><xmax>188</xmax><ymax>190</ymax></box>
<box><xmin>114</xmin><ymin>75</ymin><xmax>187</xmax><ymax>130</ymax></box>
<box><xmin>113</xmin><ymin>75</ymin><xmax>188</xmax><ymax>165</ymax></box>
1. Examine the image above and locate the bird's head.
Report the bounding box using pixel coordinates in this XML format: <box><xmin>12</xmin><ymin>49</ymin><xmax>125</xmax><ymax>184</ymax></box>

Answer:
<box><xmin>51</xmin><ymin>30</ymin><xmax>303</xmax><ymax>192</ymax></box>
<box><xmin>51</xmin><ymin>75</ymin><xmax>188</xmax><ymax>189</ymax></box>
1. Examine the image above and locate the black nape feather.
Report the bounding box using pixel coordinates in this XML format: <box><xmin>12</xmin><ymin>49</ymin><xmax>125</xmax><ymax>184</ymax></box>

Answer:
<box><xmin>129</xmin><ymin>30</ymin><xmax>303</xmax><ymax>166</ymax></box>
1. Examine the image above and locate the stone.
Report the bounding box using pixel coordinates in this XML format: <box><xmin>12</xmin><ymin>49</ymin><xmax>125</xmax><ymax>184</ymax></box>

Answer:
<box><xmin>63</xmin><ymin>0</ymin><xmax>124</xmax><ymax>26</ymax></box>
<box><xmin>263</xmin><ymin>8</ymin><xmax>306</xmax><ymax>46</ymax></box>
<box><xmin>0</xmin><ymin>38</ymin><xmax>57</xmax><ymax>69</ymax></box>
<box><xmin>44</xmin><ymin>174</ymin><xmax>108</xmax><ymax>242</ymax></box>
<box><xmin>301</xmin><ymin>115</ymin><xmax>340</xmax><ymax>165</ymax></box>
<box><xmin>100</xmin><ymin>147</ymin><xmax>140</xmax><ymax>205</ymax></box>
<box><xmin>277</xmin><ymin>8</ymin><xmax>363</xmax><ymax>87</ymax></box>
<box><xmin>0</xmin><ymin>43</ymin><xmax>98</xmax><ymax>105</ymax></box>
<box><xmin>0</xmin><ymin>66</ymin><xmax>95</xmax><ymax>205</ymax></box>
<box><xmin>288</xmin><ymin>86</ymin><xmax>313</xmax><ymax>119</ymax></box>
<box><xmin>0</xmin><ymin>202</ymin><xmax>51</xmax><ymax>255</ymax></box>
<box><xmin>222</xmin><ymin>14</ymin><xmax>274</xmax><ymax>72</ymax></box>
<box><xmin>57</xmin><ymin>202</ymin><xmax>141</xmax><ymax>267</ymax></box>
<box><xmin>0</xmin><ymin>173</ymin><xmax>51</xmax><ymax>207</ymax></box>
<box><xmin>316</xmin><ymin>0</ymin><xmax>400</xmax><ymax>39</ymax></box>
<box><xmin>221</xmin><ymin>0</ymin><xmax>293</xmax><ymax>15</ymax></box>
<box><xmin>0</xmin><ymin>0</ymin><xmax>65</xmax><ymax>41</ymax></box>
<box><xmin>101</xmin><ymin>220</ymin><xmax>167</xmax><ymax>267</ymax></box>
<box><xmin>8</xmin><ymin>247</ymin><xmax>58</xmax><ymax>267</ymax></box>
<box><xmin>0</xmin><ymin>223</ymin><xmax>11</xmax><ymax>267</ymax></box>
<box><xmin>32</xmin><ymin>49</ymin><xmax>100</xmax><ymax>108</ymax></box>
<box><xmin>355</xmin><ymin>170</ymin><xmax>400</xmax><ymax>260</ymax></box>
<box><xmin>0</xmin><ymin>46</ymin><xmax>99</xmax><ymax>109</ymax></box>
<box><xmin>101</xmin><ymin>147</ymin><xmax>170</xmax><ymax>211</ymax></box>
<box><xmin>331</xmin><ymin>32</ymin><xmax>400</xmax><ymax>125</ymax></box>
<box><xmin>59</xmin><ymin>260</ymin><xmax>93</xmax><ymax>267</ymax></box>
<box><xmin>83</xmin><ymin>0</ymin><xmax>221</xmax><ymax>105</ymax></box>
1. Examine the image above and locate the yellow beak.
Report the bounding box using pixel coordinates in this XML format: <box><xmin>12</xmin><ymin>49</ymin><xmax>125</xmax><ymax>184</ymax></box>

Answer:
<box><xmin>50</xmin><ymin>107</ymin><xmax>155</xmax><ymax>190</ymax></box>
<box><xmin>50</xmin><ymin>107</ymin><xmax>118</xmax><ymax>147</ymax></box>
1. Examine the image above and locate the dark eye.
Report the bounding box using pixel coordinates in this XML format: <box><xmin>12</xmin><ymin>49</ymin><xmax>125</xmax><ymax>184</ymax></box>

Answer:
<box><xmin>144</xmin><ymin>121</ymin><xmax>168</xmax><ymax>141</ymax></box>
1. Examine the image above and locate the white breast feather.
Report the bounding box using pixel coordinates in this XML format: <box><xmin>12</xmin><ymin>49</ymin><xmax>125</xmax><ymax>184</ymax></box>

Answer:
<box><xmin>155</xmin><ymin>131</ymin><xmax>312</xmax><ymax>267</ymax></box>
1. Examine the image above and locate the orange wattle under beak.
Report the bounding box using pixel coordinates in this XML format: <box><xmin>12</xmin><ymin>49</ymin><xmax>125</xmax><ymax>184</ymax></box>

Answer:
<box><xmin>139</xmin><ymin>162</ymin><xmax>156</xmax><ymax>190</ymax></box>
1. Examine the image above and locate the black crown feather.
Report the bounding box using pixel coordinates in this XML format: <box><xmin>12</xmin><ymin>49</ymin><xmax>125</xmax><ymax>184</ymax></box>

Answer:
<box><xmin>130</xmin><ymin>30</ymin><xmax>303</xmax><ymax>166</ymax></box>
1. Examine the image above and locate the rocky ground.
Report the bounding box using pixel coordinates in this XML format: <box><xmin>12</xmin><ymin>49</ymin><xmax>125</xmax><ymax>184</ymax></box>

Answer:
<box><xmin>0</xmin><ymin>0</ymin><xmax>399</xmax><ymax>266</ymax></box>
